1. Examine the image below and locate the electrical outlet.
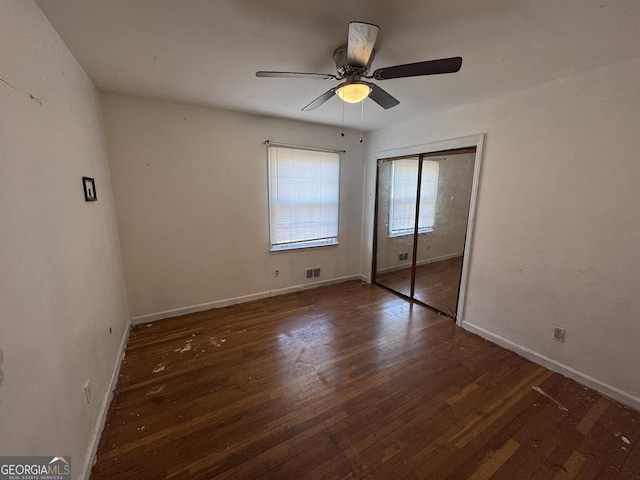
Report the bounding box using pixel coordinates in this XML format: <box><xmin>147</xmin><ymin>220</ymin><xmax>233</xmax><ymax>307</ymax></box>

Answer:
<box><xmin>84</xmin><ymin>380</ymin><xmax>91</xmax><ymax>404</ymax></box>
<box><xmin>274</xmin><ymin>268</ymin><xmax>279</xmax><ymax>277</ymax></box>
<box><xmin>553</xmin><ymin>326</ymin><xmax>566</xmax><ymax>343</ymax></box>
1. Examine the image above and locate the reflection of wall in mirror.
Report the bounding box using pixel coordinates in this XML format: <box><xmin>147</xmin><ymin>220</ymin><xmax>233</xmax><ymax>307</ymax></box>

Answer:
<box><xmin>376</xmin><ymin>153</ymin><xmax>475</xmax><ymax>272</ymax></box>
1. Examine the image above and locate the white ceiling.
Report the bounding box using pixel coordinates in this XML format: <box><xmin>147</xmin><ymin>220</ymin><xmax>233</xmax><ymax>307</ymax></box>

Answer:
<box><xmin>35</xmin><ymin>0</ymin><xmax>640</xmax><ymax>131</ymax></box>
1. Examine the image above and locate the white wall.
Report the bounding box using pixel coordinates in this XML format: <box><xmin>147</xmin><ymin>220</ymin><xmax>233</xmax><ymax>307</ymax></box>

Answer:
<box><xmin>364</xmin><ymin>56</ymin><xmax>640</xmax><ymax>408</ymax></box>
<box><xmin>101</xmin><ymin>93</ymin><xmax>366</xmax><ymax>321</ymax></box>
<box><xmin>0</xmin><ymin>1</ymin><xmax>130</xmax><ymax>478</ymax></box>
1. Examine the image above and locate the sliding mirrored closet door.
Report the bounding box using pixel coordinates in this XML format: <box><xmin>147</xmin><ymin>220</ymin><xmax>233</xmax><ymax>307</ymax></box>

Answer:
<box><xmin>374</xmin><ymin>158</ymin><xmax>417</xmax><ymax>298</ymax></box>
<box><xmin>373</xmin><ymin>149</ymin><xmax>476</xmax><ymax>318</ymax></box>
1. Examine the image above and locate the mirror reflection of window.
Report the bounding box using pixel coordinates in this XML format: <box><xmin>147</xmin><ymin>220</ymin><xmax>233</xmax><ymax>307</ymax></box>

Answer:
<box><xmin>389</xmin><ymin>159</ymin><xmax>438</xmax><ymax>237</ymax></box>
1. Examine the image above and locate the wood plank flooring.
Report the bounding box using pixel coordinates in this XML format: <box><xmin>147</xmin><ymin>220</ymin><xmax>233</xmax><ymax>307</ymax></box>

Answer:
<box><xmin>91</xmin><ymin>281</ymin><xmax>640</xmax><ymax>479</ymax></box>
<box><xmin>376</xmin><ymin>257</ymin><xmax>463</xmax><ymax>315</ymax></box>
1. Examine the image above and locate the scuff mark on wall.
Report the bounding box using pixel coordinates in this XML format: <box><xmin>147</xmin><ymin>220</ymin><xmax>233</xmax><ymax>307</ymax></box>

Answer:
<box><xmin>1</xmin><ymin>72</ymin><xmax>42</xmax><ymax>104</ymax></box>
<box><xmin>0</xmin><ymin>73</ymin><xmax>17</xmax><ymax>90</ymax></box>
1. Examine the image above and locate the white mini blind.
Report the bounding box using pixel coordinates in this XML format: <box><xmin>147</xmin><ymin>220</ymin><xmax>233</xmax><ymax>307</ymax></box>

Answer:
<box><xmin>389</xmin><ymin>159</ymin><xmax>439</xmax><ymax>237</ymax></box>
<box><xmin>268</xmin><ymin>146</ymin><xmax>340</xmax><ymax>251</ymax></box>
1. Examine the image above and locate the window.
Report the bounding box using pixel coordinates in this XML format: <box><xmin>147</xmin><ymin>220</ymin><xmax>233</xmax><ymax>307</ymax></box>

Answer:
<box><xmin>268</xmin><ymin>145</ymin><xmax>340</xmax><ymax>251</ymax></box>
<box><xmin>389</xmin><ymin>159</ymin><xmax>439</xmax><ymax>237</ymax></box>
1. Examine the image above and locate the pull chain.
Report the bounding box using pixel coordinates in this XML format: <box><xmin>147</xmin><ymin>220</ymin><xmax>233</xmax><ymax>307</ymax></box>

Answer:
<box><xmin>340</xmin><ymin>101</ymin><xmax>345</xmax><ymax>137</ymax></box>
<box><xmin>359</xmin><ymin>100</ymin><xmax>364</xmax><ymax>143</ymax></box>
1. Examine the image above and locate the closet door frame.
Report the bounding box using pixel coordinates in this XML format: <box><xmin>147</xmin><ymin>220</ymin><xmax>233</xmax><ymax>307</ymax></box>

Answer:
<box><xmin>372</xmin><ymin>134</ymin><xmax>485</xmax><ymax>326</ymax></box>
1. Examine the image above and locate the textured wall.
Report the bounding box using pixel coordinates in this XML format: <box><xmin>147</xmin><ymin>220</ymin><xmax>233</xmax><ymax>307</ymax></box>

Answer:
<box><xmin>0</xmin><ymin>1</ymin><xmax>130</xmax><ymax>478</ymax></box>
<box><xmin>365</xmin><ymin>56</ymin><xmax>640</xmax><ymax>407</ymax></box>
<box><xmin>102</xmin><ymin>93</ymin><xmax>366</xmax><ymax>320</ymax></box>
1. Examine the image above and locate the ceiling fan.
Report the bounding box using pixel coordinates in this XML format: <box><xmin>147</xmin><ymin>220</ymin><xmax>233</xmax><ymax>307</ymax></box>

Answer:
<box><xmin>256</xmin><ymin>21</ymin><xmax>462</xmax><ymax>111</ymax></box>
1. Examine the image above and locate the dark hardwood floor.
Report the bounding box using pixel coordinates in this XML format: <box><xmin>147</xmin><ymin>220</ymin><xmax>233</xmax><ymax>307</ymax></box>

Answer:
<box><xmin>376</xmin><ymin>256</ymin><xmax>464</xmax><ymax>315</ymax></box>
<box><xmin>91</xmin><ymin>281</ymin><xmax>640</xmax><ymax>479</ymax></box>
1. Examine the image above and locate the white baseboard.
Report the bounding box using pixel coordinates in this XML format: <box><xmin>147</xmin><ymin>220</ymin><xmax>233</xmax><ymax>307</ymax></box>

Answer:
<box><xmin>462</xmin><ymin>321</ymin><xmax>640</xmax><ymax>412</ymax></box>
<box><xmin>416</xmin><ymin>252</ymin><xmax>463</xmax><ymax>267</ymax></box>
<box><xmin>131</xmin><ymin>275</ymin><xmax>363</xmax><ymax>324</ymax></box>
<box><xmin>377</xmin><ymin>252</ymin><xmax>463</xmax><ymax>274</ymax></box>
<box><xmin>81</xmin><ymin>319</ymin><xmax>131</xmax><ymax>480</ymax></box>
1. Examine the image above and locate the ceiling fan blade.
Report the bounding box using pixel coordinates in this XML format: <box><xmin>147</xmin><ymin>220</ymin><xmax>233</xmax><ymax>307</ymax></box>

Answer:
<box><xmin>372</xmin><ymin>57</ymin><xmax>462</xmax><ymax>80</ymax></box>
<box><xmin>256</xmin><ymin>71</ymin><xmax>338</xmax><ymax>80</ymax></box>
<box><xmin>367</xmin><ymin>83</ymin><xmax>400</xmax><ymax>109</ymax></box>
<box><xmin>347</xmin><ymin>22</ymin><xmax>380</xmax><ymax>68</ymax></box>
<box><xmin>302</xmin><ymin>88</ymin><xmax>337</xmax><ymax>111</ymax></box>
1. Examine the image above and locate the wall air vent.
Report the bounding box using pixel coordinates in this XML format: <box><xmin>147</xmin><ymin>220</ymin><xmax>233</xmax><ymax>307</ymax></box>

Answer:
<box><xmin>305</xmin><ymin>268</ymin><xmax>321</xmax><ymax>279</ymax></box>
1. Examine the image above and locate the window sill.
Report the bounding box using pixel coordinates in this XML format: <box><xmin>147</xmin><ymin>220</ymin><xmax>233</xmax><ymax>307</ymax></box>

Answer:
<box><xmin>270</xmin><ymin>241</ymin><xmax>339</xmax><ymax>253</ymax></box>
<box><xmin>388</xmin><ymin>229</ymin><xmax>434</xmax><ymax>239</ymax></box>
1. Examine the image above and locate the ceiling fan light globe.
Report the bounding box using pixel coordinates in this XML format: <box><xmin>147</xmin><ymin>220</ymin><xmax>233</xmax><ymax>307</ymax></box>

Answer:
<box><xmin>336</xmin><ymin>83</ymin><xmax>371</xmax><ymax>103</ymax></box>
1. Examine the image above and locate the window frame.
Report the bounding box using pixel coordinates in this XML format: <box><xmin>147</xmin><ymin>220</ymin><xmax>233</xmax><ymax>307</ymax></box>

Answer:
<box><xmin>267</xmin><ymin>145</ymin><xmax>341</xmax><ymax>252</ymax></box>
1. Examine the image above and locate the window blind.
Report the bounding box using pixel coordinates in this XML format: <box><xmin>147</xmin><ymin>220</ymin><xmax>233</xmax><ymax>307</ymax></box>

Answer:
<box><xmin>268</xmin><ymin>146</ymin><xmax>340</xmax><ymax>251</ymax></box>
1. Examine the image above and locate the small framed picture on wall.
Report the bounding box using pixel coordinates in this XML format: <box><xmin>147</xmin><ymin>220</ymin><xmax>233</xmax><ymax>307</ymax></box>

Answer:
<box><xmin>83</xmin><ymin>177</ymin><xmax>97</xmax><ymax>201</ymax></box>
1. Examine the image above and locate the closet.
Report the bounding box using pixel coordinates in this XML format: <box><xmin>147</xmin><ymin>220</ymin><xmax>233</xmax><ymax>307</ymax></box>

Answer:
<box><xmin>373</xmin><ymin>147</ymin><xmax>477</xmax><ymax>318</ymax></box>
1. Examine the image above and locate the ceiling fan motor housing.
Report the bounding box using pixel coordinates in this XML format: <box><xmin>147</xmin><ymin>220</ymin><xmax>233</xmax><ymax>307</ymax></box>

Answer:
<box><xmin>333</xmin><ymin>45</ymin><xmax>374</xmax><ymax>79</ymax></box>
